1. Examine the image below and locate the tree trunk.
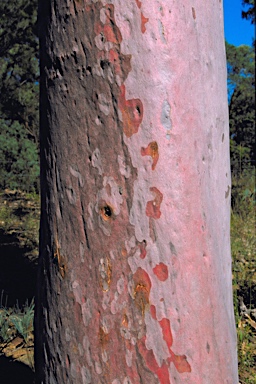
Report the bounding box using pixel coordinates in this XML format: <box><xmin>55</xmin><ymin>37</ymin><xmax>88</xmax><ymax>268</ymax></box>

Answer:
<box><xmin>36</xmin><ymin>1</ymin><xmax>238</xmax><ymax>383</ymax></box>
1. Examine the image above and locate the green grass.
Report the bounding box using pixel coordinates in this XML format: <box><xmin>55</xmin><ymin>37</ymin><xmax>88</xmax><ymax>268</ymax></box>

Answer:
<box><xmin>231</xmin><ymin>171</ymin><xmax>256</xmax><ymax>383</ymax></box>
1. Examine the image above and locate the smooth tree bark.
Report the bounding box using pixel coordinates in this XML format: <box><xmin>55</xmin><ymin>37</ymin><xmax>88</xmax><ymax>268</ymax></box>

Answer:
<box><xmin>36</xmin><ymin>0</ymin><xmax>238</xmax><ymax>383</ymax></box>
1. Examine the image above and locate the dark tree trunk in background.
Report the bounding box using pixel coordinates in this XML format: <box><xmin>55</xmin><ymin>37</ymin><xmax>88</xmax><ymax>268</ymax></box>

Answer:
<box><xmin>36</xmin><ymin>1</ymin><xmax>238</xmax><ymax>383</ymax></box>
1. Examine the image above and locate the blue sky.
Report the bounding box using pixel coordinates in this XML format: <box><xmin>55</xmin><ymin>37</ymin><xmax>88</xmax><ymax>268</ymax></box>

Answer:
<box><xmin>223</xmin><ymin>0</ymin><xmax>255</xmax><ymax>46</ymax></box>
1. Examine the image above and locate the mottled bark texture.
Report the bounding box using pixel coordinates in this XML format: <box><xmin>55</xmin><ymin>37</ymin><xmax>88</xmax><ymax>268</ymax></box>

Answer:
<box><xmin>36</xmin><ymin>1</ymin><xmax>238</xmax><ymax>383</ymax></box>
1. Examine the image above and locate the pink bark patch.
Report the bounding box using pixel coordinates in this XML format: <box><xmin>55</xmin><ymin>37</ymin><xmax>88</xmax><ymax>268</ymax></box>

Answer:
<box><xmin>146</xmin><ymin>187</ymin><xmax>163</xmax><ymax>219</ymax></box>
<box><xmin>141</xmin><ymin>141</ymin><xmax>159</xmax><ymax>170</ymax></box>
<box><xmin>119</xmin><ymin>85</ymin><xmax>143</xmax><ymax>138</ymax></box>
<box><xmin>153</xmin><ymin>263</ymin><xmax>168</xmax><ymax>281</ymax></box>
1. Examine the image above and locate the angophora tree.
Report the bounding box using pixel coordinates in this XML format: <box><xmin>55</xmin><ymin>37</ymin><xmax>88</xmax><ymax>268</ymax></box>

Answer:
<box><xmin>36</xmin><ymin>1</ymin><xmax>238</xmax><ymax>383</ymax></box>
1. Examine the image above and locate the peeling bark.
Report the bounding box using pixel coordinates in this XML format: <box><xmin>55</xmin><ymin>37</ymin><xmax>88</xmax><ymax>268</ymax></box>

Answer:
<box><xmin>36</xmin><ymin>1</ymin><xmax>238</xmax><ymax>383</ymax></box>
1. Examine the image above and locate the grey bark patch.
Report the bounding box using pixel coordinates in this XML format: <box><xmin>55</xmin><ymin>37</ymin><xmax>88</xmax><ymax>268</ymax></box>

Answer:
<box><xmin>169</xmin><ymin>241</ymin><xmax>177</xmax><ymax>255</ymax></box>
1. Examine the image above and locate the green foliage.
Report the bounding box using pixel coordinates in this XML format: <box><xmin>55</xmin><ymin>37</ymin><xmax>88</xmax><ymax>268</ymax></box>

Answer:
<box><xmin>0</xmin><ymin>119</ymin><xmax>39</xmax><ymax>192</ymax></box>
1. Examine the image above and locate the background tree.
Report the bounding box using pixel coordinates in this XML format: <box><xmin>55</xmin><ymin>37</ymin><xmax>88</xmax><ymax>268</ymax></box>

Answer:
<box><xmin>225</xmin><ymin>0</ymin><xmax>255</xmax><ymax>211</ymax></box>
<box><xmin>226</xmin><ymin>42</ymin><xmax>255</xmax><ymax>178</ymax></box>
<box><xmin>36</xmin><ymin>1</ymin><xmax>238</xmax><ymax>383</ymax></box>
<box><xmin>0</xmin><ymin>0</ymin><xmax>39</xmax><ymax>192</ymax></box>
<box><xmin>227</xmin><ymin>3</ymin><xmax>256</xmax><ymax>381</ymax></box>
<box><xmin>0</xmin><ymin>120</ymin><xmax>39</xmax><ymax>191</ymax></box>
<box><xmin>242</xmin><ymin>0</ymin><xmax>255</xmax><ymax>24</ymax></box>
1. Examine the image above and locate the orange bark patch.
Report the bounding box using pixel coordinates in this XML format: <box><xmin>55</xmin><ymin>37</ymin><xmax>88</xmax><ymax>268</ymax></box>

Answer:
<box><xmin>138</xmin><ymin>312</ymin><xmax>191</xmax><ymax>380</ymax></box>
<box><xmin>108</xmin><ymin>49</ymin><xmax>131</xmax><ymax>77</ymax></box>
<box><xmin>135</xmin><ymin>0</ymin><xmax>142</xmax><ymax>8</ymax></box>
<box><xmin>141</xmin><ymin>141</ymin><xmax>159</xmax><ymax>170</ymax></box>
<box><xmin>134</xmin><ymin>0</ymin><xmax>148</xmax><ymax>33</ymax></box>
<box><xmin>94</xmin><ymin>4</ymin><xmax>122</xmax><ymax>44</ymax></box>
<box><xmin>108</xmin><ymin>49</ymin><xmax>121</xmax><ymax>75</ymax></box>
<box><xmin>153</xmin><ymin>263</ymin><xmax>168</xmax><ymax>281</ymax></box>
<box><xmin>138</xmin><ymin>337</ymin><xmax>171</xmax><ymax>384</ymax></box>
<box><xmin>138</xmin><ymin>336</ymin><xmax>160</xmax><ymax>372</ymax></box>
<box><xmin>133</xmin><ymin>267</ymin><xmax>151</xmax><ymax>315</ymax></box>
<box><xmin>170</xmin><ymin>354</ymin><xmax>192</xmax><ymax>373</ymax></box>
<box><xmin>103</xmin><ymin>24</ymin><xmax>122</xmax><ymax>44</ymax></box>
<box><xmin>140</xmin><ymin>246</ymin><xmax>147</xmax><ymax>259</ymax></box>
<box><xmin>192</xmin><ymin>7</ymin><xmax>196</xmax><ymax>20</ymax></box>
<box><xmin>159</xmin><ymin>318</ymin><xmax>173</xmax><ymax>350</ymax></box>
<box><xmin>139</xmin><ymin>304</ymin><xmax>191</xmax><ymax>379</ymax></box>
<box><xmin>98</xmin><ymin>325</ymin><xmax>109</xmax><ymax>349</ymax></box>
<box><xmin>121</xmin><ymin>313</ymin><xmax>129</xmax><ymax>328</ymax></box>
<box><xmin>141</xmin><ymin>13</ymin><xmax>149</xmax><ymax>33</ymax></box>
<box><xmin>151</xmin><ymin>305</ymin><xmax>173</xmax><ymax>349</ymax></box>
<box><xmin>139</xmin><ymin>240</ymin><xmax>147</xmax><ymax>259</ymax></box>
<box><xmin>146</xmin><ymin>187</ymin><xmax>163</xmax><ymax>219</ymax></box>
<box><xmin>155</xmin><ymin>362</ymin><xmax>171</xmax><ymax>384</ymax></box>
<box><xmin>99</xmin><ymin>257</ymin><xmax>112</xmax><ymax>292</ymax></box>
<box><xmin>53</xmin><ymin>236</ymin><xmax>67</xmax><ymax>279</ymax></box>
<box><xmin>150</xmin><ymin>304</ymin><xmax>157</xmax><ymax>320</ymax></box>
<box><xmin>118</xmin><ymin>85</ymin><xmax>143</xmax><ymax>138</ymax></box>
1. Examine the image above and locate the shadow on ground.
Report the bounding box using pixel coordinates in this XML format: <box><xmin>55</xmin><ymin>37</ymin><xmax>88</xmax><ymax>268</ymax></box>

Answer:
<box><xmin>0</xmin><ymin>229</ymin><xmax>37</xmax><ymax>307</ymax></box>
<box><xmin>0</xmin><ymin>228</ymin><xmax>37</xmax><ymax>383</ymax></box>
<box><xmin>0</xmin><ymin>355</ymin><xmax>35</xmax><ymax>384</ymax></box>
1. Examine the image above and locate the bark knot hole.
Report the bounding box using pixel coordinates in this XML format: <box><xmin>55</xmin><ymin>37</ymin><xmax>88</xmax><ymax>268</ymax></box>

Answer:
<box><xmin>100</xmin><ymin>205</ymin><xmax>113</xmax><ymax>220</ymax></box>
